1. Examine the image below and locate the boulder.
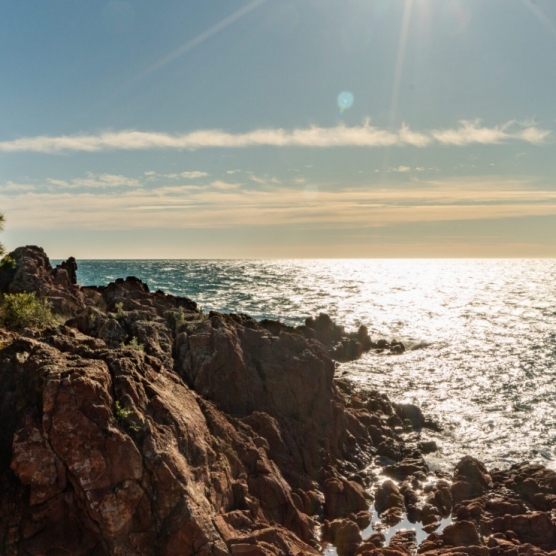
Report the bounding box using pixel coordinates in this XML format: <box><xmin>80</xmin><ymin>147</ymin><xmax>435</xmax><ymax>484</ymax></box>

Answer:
<box><xmin>375</xmin><ymin>480</ymin><xmax>404</xmax><ymax>515</ymax></box>
<box><xmin>442</xmin><ymin>521</ymin><xmax>481</xmax><ymax>547</ymax></box>
<box><xmin>0</xmin><ymin>329</ymin><xmax>319</xmax><ymax>555</ymax></box>
<box><xmin>452</xmin><ymin>457</ymin><xmax>493</xmax><ymax>506</ymax></box>
<box><xmin>332</xmin><ymin>519</ymin><xmax>363</xmax><ymax>556</ymax></box>
<box><xmin>323</xmin><ymin>477</ymin><xmax>369</xmax><ymax>520</ymax></box>
<box><xmin>395</xmin><ymin>404</ymin><xmax>425</xmax><ymax>430</ymax></box>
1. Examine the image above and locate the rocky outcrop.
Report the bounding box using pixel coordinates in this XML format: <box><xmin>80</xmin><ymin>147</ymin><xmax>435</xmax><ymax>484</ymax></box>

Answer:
<box><xmin>298</xmin><ymin>314</ymin><xmax>406</xmax><ymax>360</ymax></box>
<box><xmin>0</xmin><ymin>246</ymin><xmax>87</xmax><ymax>315</ymax></box>
<box><xmin>0</xmin><ymin>247</ymin><xmax>408</xmax><ymax>555</ymax></box>
<box><xmin>1</xmin><ymin>246</ymin><xmax>555</xmax><ymax>556</ymax></box>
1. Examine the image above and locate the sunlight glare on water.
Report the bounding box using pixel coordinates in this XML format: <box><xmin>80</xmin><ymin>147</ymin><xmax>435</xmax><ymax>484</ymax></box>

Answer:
<box><xmin>73</xmin><ymin>258</ymin><xmax>556</xmax><ymax>470</ymax></box>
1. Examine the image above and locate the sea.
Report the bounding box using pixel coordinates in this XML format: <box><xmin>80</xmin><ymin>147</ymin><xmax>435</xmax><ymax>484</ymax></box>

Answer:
<box><xmin>69</xmin><ymin>259</ymin><xmax>556</xmax><ymax>473</ymax></box>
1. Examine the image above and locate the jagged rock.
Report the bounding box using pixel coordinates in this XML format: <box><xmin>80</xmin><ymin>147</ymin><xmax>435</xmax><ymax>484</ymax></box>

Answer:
<box><xmin>0</xmin><ymin>330</ymin><xmax>321</xmax><ymax>555</ymax></box>
<box><xmin>422</xmin><ymin>503</ymin><xmax>442</xmax><ymax>532</ymax></box>
<box><xmin>488</xmin><ymin>512</ymin><xmax>556</xmax><ymax>550</ymax></box>
<box><xmin>55</xmin><ymin>256</ymin><xmax>78</xmax><ymax>285</ymax></box>
<box><xmin>377</xmin><ymin>438</ymin><xmax>404</xmax><ymax>462</ymax></box>
<box><xmin>433</xmin><ymin>480</ymin><xmax>453</xmax><ymax>517</ymax></box>
<box><xmin>323</xmin><ymin>477</ymin><xmax>369</xmax><ymax>520</ymax></box>
<box><xmin>177</xmin><ymin>312</ymin><xmax>334</xmax><ymax>424</ymax></box>
<box><xmin>395</xmin><ymin>404</ymin><xmax>425</xmax><ymax>430</ymax></box>
<box><xmin>383</xmin><ymin>453</ymin><xmax>429</xmax><ymax>481</ymax></box>
<box><xmin>0</xmin><ymin>247</ymin><xmax>391</xmax><ymax>555</ymax></box>
<box><xmin>418</xmin><ymin>440</ymin><xmax>438</xmax><ymax>454</ymax></box>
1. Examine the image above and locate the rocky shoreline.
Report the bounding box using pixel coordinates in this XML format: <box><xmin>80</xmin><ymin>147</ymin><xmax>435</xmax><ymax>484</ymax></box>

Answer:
<box><xmin>0</xmin><ymin>246</ymin><xmax>555</xmax><ymax>556</ymax></box>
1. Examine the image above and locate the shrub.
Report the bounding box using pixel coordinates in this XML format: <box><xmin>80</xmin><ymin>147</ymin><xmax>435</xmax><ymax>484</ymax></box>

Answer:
<box><xmin>198</xmin><ymin>304</ymin><xmax>206</xmax><ymax>319</ymax></box>
<box><xmin>169</xmin><ymin>306</ymin><xmax>187</xmax><ymax>333</ymax></box>
<box><xmin>114</xmin><ymin>400</ymin><xmax>134</xmax><ymax>422</ymax></box>
<box><xmin>114</xmin><ymin>301</ymin><xmax>124</xmax><ymax>319</ymax></box>
<box><xmin>113</xmin><ymin>400</ymin><xmax>140</xmax><ymax>432</ymax></box>
<box><xmin>120</xmin><ymin>336</ymin><xmax>144</xmax><ymax>351</ymax></box>
<box><xmin>0</xmin><ymin>255</ymin><xmax>18</xmax><ymax>292</ymax></box>
<box><xmin>0</xmin><ymin>292</ymin><xmax>56</xmax><ymax>330</ymax></box>
<box><xmin>0</xmin><ymin>255</ymin><xmax>16</xmax><ymax>271</ymax></box>
<box><xmin>129</xmin><ymin>336</ymin><xmax>144</xmax><ymax>351</ymax></box>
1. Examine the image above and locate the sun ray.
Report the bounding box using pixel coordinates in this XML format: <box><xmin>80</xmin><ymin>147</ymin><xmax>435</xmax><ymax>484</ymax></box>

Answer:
<box><xmin>381</xmin><ymin>0</ymin><xmax>415</xmax><ymax>179</ymax></box>
<box><xmin>389</xmin><ymin>0</ymin><xmax>415</xmax><ymax>128</ymax></box>
<box><xmin>522</xmin><ymin>0</ymin><xmax>556</xmax><ymax>38</ymax></box>
<box><xmin>120</xmin><ymin>0</ymin><xmax>268</xmax><ymax>91</ymax></box>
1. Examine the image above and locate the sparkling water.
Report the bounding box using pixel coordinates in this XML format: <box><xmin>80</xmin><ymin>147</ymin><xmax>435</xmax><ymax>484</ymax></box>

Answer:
<box><xmin>70</xmin><ymin>259</ymin><xmax>556</xmax><ymax>471</ymax></box>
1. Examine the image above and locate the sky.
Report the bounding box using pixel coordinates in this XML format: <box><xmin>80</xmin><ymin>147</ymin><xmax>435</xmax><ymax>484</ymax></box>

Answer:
<box><xmin>2</xmin><ymin>0</ymin><xmax>556</xmax><ymax>258</ymax></box>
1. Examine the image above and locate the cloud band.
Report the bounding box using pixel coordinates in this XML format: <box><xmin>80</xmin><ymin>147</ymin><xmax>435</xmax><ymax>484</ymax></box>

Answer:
<box><xmin>0</xmin><ymin>120</ymin><xmax>549</xmax><ymax>154</ymax></box>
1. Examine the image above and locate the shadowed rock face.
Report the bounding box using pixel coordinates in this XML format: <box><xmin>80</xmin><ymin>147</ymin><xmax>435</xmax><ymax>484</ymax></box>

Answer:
<box><xmin>176</xmin><ymin>312</ymin><xmax>335</xmax><ymax>424</ymax></box>
<box><xmin>2</xmin><ymin>330</ymin><xmax>318</xmax><ymax>556</ymax></box>
<box><xmin>2</xmin><ymin>246</ymin><xmax>556</xmax><ymax>556</ymax></box>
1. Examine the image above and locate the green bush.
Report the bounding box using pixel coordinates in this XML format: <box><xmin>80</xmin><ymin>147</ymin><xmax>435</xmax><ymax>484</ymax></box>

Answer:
<box><xmin>114</xmin><ymin>400</ymin><xmax>134</xmax><ymax>423</ymax></box>
<box><xmin>0</xmin><ymin>255</ymin><xmax>16</xmax><ymax>271</ymax></box>
<box><xmin>0</xmin><ymin>292</ymin><xmax>56</xmax><ymax>330</ymax></box>
<box><xmin>120</xmin><ymin>336</ymin><xmax>144</xmax><ymax>351</ymax></box>
<box><xmin>113</xmin><ymin>401</ymin><xmax>140</xmax><ymax>432</ymax></box>
<box><xmin>114</xmin><ymin>301</ymin><xmax>124</xmax><ymax>319</ymax></box>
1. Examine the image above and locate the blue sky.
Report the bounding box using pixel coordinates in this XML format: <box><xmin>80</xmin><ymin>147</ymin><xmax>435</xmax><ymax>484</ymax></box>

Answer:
<box><xmin>2</xmin><ymin>0</ymin><xmax>556</xmax><ymax>257</ymax></box>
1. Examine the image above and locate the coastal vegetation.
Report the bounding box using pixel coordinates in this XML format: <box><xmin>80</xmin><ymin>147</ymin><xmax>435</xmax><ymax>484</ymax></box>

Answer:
<box><xmin>0</xmin><ymin>291</ymin><xmax>55</xmax><ymax>330</ymax></box>
<box><xmin>0</xmin><ymin>213</ymin><xmax>5</xmax><ymax>256</ymax></box>
<box><xmin>121</xmin><ymin>335</ymin><xmax>145</xmax><ymax>351</ymax></box>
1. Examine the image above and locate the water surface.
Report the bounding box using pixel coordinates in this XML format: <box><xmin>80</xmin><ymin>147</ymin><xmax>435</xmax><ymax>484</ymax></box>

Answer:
<box><xmin>70</xmin><ymin>259</ymin><xmax>556</xmax><ymax>471</ymax></box>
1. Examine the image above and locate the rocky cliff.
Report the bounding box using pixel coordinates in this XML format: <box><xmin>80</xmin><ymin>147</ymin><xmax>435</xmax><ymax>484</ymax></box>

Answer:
<box><xmin>0</xmin><ymin>246</ymin><xmax>555</xmax><ymax>556</ymax></box>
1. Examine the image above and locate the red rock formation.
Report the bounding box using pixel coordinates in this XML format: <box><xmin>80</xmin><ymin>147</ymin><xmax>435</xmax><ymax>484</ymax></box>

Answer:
<box><xmin>2</xmin><ymin>246</ymin><xmax>556</xmax><ymax>556</ymax></box>
<box><xmin>0</xmin><ymin>247</ymin><xmax>382</xmax><ymax>554</ymax></box>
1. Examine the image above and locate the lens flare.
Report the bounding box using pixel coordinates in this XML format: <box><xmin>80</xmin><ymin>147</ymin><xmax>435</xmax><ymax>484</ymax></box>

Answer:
<box><xmin>337</xmin><ymin>91</ymin><xmax>355</xmax><ymax>117</ymax></box>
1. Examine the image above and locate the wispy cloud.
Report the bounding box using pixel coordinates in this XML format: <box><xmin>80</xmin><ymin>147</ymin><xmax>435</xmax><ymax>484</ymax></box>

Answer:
<box><xmin>47</xmin><ymin>173</ymin><xmax>140</xmax><ymax>189</ymax></box>
<box><xmin>210</xmin><ymin>180</ymin><xmax>242</xmax><ymax>191</ymax></box>
<box><xmin>248</xmin><ymin>173</ymin><xmax>281</xmax><ymax>185</ymax></box>
<box><xmin>4</xmin><ymin>176</ymin><xmax>556</xmax><ymax>231</ymax></box>
<box><xmin>0</xmin><ymin>120</ymin><xmax>549</xmax><ymax>154</ymax></box>
<box><xmin>144</xmin><ymin>170</ymin><xmax>208</xmax><ymax>180</ymax></box>
<box><xmin>431</xmin><ymin>120</ymin><xmax>550</xmax><ymax>146</ymax></box>
<box><xmin>1</xmin><ymin>181</ymin><xmax>37</xmax><ymax>192</ymax></box>
<box><xmin>181</xmin><ymin>171</ymin><xmax>208</xmax><ymax>179</ymax></box>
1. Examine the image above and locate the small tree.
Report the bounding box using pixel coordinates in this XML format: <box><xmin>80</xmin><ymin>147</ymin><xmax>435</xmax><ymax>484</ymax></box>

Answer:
<box><xmin>0</xmin><ymin>213</ymin><xmax>5</xmax><ymax>256</ymax></box>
